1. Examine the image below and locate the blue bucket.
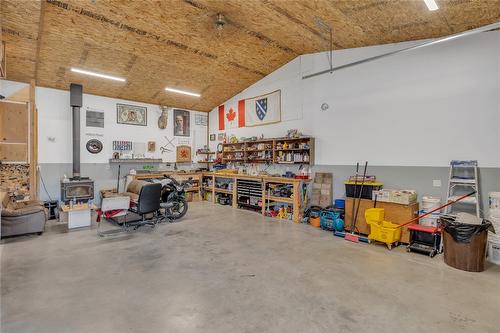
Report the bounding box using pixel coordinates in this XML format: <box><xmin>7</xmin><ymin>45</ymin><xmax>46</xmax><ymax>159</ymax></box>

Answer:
<box><xmin>335</xmin><ymin>199</ymin><xmax>345</xmax><ymax>209</ymax></box>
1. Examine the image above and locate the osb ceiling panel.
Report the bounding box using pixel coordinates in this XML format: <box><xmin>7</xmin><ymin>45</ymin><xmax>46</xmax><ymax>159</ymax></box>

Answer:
<box><xmin>2</xmin><ymin>0</ymin><xmax>499</xmax><ymax>111</ymax></box>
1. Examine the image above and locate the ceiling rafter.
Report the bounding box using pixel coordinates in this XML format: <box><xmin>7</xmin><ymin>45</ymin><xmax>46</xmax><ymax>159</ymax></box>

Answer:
<box><xmin>35</xmin><ymin>0</ymin><xmax>47</xmax><ymax>84</ymax></box>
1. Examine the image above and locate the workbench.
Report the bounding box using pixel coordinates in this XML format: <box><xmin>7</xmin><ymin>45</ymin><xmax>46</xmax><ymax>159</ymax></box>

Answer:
<box><xmin>344</xmin><ymin>197</ymin><xmax>419</xmax><ymax>244</ymax></box>
<box><xmin>130</xmin><ymin>171</ymin><xmax>204</xmax><ymax>200</ymax></box>
<box><xmin>129</xmin><ymin>171</ymin><xmax>310</xmax><ymax>223</ymax></box>
<box><xmin>204</xmin><ymin>172</ymin><xmax>310</xmax><ymax>223</ymax></box>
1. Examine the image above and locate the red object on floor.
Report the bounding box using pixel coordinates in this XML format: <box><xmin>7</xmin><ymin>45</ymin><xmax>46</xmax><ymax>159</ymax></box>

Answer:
<box><xmin>345</xmin><ymin>233</ymin><xmax>360</xmax><ymax>243</ymax></box>
<box><xmin>96</xmin><ymin>209</ymin><xmax>126</xmax><ymax>222</ymax></box>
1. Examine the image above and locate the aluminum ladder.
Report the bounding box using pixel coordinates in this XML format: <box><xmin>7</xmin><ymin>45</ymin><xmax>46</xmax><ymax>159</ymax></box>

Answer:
<box><xmin>444</xmin><ymin>160</ymin><xmax>481</xmax><ymax>218</ymax></box>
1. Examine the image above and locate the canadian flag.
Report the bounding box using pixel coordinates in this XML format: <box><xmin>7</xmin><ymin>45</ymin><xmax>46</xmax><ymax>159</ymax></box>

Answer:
<box><xmin>218</xmin><ymin>100</ymin><xmax>245</xmax><ymax>130</ymax></box>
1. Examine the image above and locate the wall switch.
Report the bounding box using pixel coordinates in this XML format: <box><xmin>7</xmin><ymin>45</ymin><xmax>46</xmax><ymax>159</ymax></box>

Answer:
<box><xmin>433</xmin><ymin>180</ymin><xmax>441</xmax><ymax>187</ymax></box>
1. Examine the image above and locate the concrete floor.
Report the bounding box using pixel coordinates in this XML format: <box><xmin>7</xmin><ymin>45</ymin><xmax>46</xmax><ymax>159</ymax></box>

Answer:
<box><xmin>1</xmin><ymin>202</ymin><xmax>500</xmax><ymax>333</ymax></box>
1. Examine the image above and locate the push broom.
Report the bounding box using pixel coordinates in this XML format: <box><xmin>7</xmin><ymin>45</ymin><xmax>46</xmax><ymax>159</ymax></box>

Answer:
<box><xmin>345</xmin><ymin>162</ymin><xmax>369</xmax><ymax>243</ymax></box>
<box><xmin>334</xmin><ymin>163</ymin><xmax>358</xmax><ymax>239</ymax></box>
<box><xmin>333</xmin><ymin>162</ymin><xmax>369</xmax><ymax>243</ymax></box>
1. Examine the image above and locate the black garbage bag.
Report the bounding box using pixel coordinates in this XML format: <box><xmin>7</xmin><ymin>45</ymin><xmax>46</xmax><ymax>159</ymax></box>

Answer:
<box><xmin>441</xmin><ymin>217</ymin><xmax>494</xmax><ymax>243</ymax></box>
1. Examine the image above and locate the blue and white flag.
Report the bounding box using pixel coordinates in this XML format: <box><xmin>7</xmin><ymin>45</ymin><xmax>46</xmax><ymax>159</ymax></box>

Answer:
<box><xmin>244</xmin><ymin>90</ymin><xmax>281</xmax><ymax>127</ymax></box>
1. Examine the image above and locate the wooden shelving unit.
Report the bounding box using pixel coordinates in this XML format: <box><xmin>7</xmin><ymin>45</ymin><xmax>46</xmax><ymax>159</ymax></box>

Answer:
<box><xmin>196</xmin><ymin>151</ymin><xmax>216</xmax><ymax>166</ymax></box>
<box><xmin>129</xmin><ymin>171</ymin><xmax>311</xmax><ymax>223</ymax></box>
<box><xmin>221</xmin><ymin>137</ymin><xmax>314</xmax><ymax>165</ymax></box>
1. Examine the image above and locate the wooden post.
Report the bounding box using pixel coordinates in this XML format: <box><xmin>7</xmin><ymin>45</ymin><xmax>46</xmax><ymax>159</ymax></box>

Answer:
<box><xmin>232</xmin><ymin>176</ymin><xmax>237</xmax><ymax>208</ymax></box>
<box><xmin>29</xmin><ymin>80</ymin><xmax>38</xmax><ymax>200</ymax></box>
<box><xmin>211</xmin><ymin>175</ymin><xmax>215</xmax><ymax>204</ymax></box>
<box><xmin>261</xmin><ymin>180</ymin><xmax>266</xmax><ymax>216</ymax></box>
<box><xmin>197</xmin><ymin>173</ymin><xmax>202</xmax><ymax>200</ymax></box>
<box><xmin>292</xmin><ymin>181</ymin><xmax>300</xmax><ymax>223</ymax></box>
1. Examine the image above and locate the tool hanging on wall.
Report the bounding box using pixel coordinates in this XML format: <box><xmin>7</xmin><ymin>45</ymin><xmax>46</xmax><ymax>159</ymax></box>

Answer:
<box><xmin>159</xmin><ymin>136</ymin><xmax>175</xmax><ymax>154</ymax></box>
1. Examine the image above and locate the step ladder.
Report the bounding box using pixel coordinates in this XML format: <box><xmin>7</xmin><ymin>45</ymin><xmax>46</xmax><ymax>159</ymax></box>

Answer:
<box><xmin>445</xmin><ymin>160</ymin><xmax>481</xmax><ymax>218</ymax></box>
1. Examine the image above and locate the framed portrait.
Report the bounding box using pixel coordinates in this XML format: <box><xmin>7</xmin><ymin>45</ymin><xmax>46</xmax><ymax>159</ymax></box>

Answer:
<box><xmin>209</xmin><ymin>134</ymin><xmax>216</xmax><ymax>141</ymax></box>
<box><xmin>217</xmin><ymin>133</ymin><xmax>225</xmax><ymax>141</ymax></box>
<box><xmin>117</xmin><ymin>104</ymin><xmax>147</xmax><ymax>126</ymax></box>
<box><xmin>173</xmin><ymin>109</ymin><xmax>190</xmax><ymax>137</ymax></box>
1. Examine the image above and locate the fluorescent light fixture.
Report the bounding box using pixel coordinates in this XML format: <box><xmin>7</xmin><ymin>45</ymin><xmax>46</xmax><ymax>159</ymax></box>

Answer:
<box><xmin>70</xmin><ymin>67</ymin><xmax>126</xmax><ymax>82</ymax></box>
<box><xmin>423</xmin><ymin>0</ymin><xmax>439</xmax><ymax>11</ymax></box>
<box><xmin>165</xmin><ymin>87</ymin><xmax>201</xmax><ymax>97</ymax></box>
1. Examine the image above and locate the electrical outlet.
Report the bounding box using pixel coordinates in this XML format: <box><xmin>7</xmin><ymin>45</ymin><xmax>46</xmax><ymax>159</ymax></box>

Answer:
<box><xmin>433</xmin><ymin>179</ymin><xmax>441</xmax><ymax>187</ymax></box>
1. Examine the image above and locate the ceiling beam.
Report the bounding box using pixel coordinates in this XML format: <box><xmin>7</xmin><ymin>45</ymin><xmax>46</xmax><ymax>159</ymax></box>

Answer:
<box><xmin>34</xmin><ymin>0</ymin><xmax>46</xmax><ymax>84</ymax></box>
<box><xmin>303</xmin><ymin>21</ymin><xmax>500</xmax><ymax>80</ymax></box>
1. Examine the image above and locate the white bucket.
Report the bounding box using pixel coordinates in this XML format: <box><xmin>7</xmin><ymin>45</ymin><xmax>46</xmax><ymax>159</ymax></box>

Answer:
<box><xmin>487</xmin><ymin>237</ymin><xmax>500</xmax><ymax>265</ymax></box>
<box><xmin>489</xmin><ymin>192</ymin><xmax>500</xmax><ymax>210</ymax></box>
<box><xmin>422</xmin><ymin>196</ymin><xmax>441</xmax><ymax>214</ymax></box>
<box><xmin>420</xmin><ymin>215</ymin><xmax>439</xmax><ymax>227</ymax></box>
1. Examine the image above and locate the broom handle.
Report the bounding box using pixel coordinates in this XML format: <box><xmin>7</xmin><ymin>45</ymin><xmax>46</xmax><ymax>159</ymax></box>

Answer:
<box><xmin>349</xmin><ymin>163</ymin><xmax>359</xmax><ymax>233</ymax></box>
<box><xmin>352</xmin><ymin>161</ymin><xmax>368</xmax><ymax>232</ymax></box>
<box><xmin>397</xmin><ymin>191</ymin><xmax>477</xmax><ymax>229</ymax></box>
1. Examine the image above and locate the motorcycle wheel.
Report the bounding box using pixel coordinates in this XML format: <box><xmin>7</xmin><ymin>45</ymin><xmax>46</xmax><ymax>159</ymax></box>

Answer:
<box><xmin>167</xmin><ymin>198</ymin><xmax>188</xmax><ymax>220</ymax></box>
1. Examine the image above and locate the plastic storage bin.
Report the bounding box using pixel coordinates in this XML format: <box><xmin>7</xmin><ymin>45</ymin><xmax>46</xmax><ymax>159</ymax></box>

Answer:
<box><xmin>345</xmin><ymin>182</ymin><xmax>383</xmax><ymax>199</ymax></box>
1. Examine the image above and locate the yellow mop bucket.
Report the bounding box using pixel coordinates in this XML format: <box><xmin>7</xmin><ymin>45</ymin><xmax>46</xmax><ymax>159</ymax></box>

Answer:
<box><xmin>365</xmin><ymin>208</ymin><xmax>401</xmax><ymax>249</ymax></box>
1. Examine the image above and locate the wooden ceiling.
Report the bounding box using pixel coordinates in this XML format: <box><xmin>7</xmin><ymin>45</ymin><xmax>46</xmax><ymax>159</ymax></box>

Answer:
<box><xmin>2</xmin><ymin>0</ymin><xmax>499</xmax><ymax>111</ymax></box>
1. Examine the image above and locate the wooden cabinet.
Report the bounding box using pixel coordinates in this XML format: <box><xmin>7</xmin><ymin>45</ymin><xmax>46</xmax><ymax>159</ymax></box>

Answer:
<box><xmin>344</xmin><ymin>198</ymin><xmax>419</xmax><ymax>244</ymax></box>
<box><xmin>0</xmin><ymin>101</ymin><xmax>29</xmax><ymax>162</ymax></box>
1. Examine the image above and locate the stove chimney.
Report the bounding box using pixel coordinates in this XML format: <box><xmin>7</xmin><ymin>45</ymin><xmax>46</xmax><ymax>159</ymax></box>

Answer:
<box><xmin>70</xmin><ymin>83</ymin><xmax>82</xmax><ymax>178</ymax></box>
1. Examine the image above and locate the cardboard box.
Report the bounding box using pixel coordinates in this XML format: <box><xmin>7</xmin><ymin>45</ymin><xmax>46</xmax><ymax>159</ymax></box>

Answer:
<box><xmin>390</xmin><ymin>190</ymin><xmax>417</xmax><ymax>205</ymax></box>
<box><xmin>313</xmin><ymin>183</ymin><xmax>322</xmax><ymax>189</ymax></box>
<box><xmin>321</xmin><ymin>183</ymin><xmax>331</xmax><ymax>190</ymax></box>
<box><xmin>319</xmin><ymin>196</ymin><xmax>332</xmax><ymax>207</ymax></box>
<box><xmin>372</xmin><ymin>189</ymin><xmax>417</xmax><ymax>205</ymax></box>
<box><xmin>372</xmin><ymin>189</ymin><xmax>392</xmax><ymax>203</ymax></box>
<box><xmin>322</xmin><ymin>175</ymin><xmax>333</xmax><ymax>184</ymax></box>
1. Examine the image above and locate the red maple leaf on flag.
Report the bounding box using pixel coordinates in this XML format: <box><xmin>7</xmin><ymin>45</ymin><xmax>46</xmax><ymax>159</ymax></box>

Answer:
<box><xmin>226</xmin><ymin>108</ymin><xmax>236</xmax><ymax>122</ymax></box>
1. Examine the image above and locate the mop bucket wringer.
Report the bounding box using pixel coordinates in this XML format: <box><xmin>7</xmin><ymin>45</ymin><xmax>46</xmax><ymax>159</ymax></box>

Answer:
<box><xmin>365</xmin><ymin>208</ymin><xmax>401</xmax><ymax>249</ymax></box>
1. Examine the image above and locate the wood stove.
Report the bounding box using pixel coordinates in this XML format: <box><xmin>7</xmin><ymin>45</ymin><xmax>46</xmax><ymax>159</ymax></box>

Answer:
<box><xmin>60</xmin><ymin>83</ymin><xmax>94</xmax><ymax>203</ymax></box>
<box><xmin>61</xmin><ymin>179</ymin><xmax>94</xmax><ymax>202</ymax></box>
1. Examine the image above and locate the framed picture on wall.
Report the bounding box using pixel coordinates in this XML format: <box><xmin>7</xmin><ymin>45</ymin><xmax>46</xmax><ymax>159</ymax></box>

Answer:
<box><xmin>117</xmin><ymin>104</ymin><xmax>147</xmax><ymax>126</ymax></box>
<box><xmin>176</xmin><ymin>145</ymin><xmax>192</xmax><ymax>163</ymax></box>
<box><xmin>173</xmin><ymin>109</ymin><xmax>190</xmax><ymax>137</ymax></box>
<box><xmin>209</xmin><ymin>134</ymin><xmax>216</xmax><ymax>141</ymax></box>
<box><xmin>217</xmin><ymin>133</ymin><xmax>225</xmax><ymax>141</ymax></box>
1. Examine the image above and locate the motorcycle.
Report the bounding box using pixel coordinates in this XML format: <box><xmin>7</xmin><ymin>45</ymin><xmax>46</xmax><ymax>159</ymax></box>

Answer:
<box><xmin>156</xmin><ymin>175</ymin><xmax>190</xmax><ymax>221</ymax></box>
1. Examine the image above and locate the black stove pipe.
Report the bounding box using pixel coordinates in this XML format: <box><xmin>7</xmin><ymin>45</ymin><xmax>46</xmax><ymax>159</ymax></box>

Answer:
<box><xmin>70</xmin><ymin>83</ymin><xmax>83</xmax><ymax>179</ymax></box>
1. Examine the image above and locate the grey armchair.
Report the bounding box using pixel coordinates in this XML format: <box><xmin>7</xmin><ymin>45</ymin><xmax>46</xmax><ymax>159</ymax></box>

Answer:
<box><xmin>1</xmin><ymin>192</ymin><xmax>47</xmax><ymax>238</ymax></box>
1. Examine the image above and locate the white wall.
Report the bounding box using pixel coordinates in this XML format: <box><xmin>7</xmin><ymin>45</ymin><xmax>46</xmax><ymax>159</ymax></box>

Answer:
<box><xmin>209</xmin><ymin>31</ymin><xmax>500</xmax><ymax>167</ymax></box>
<box><xmin>33</xmin><ymin>86</ymin><xmax>207</xmax><ymax>164</ymax></box>
<box><xmin>0</xmin><ymin>79</ymin><xmax>208</xmax><ymax>165</ymax></box>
